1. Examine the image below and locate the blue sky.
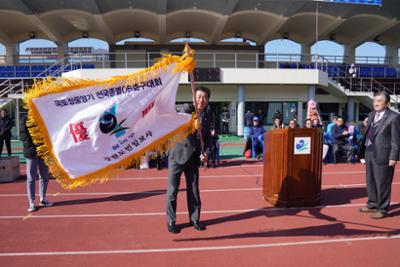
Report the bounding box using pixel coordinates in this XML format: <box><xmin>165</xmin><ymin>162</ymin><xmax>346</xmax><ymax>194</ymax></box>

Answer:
<box><xmin>0</xmin><ymin>37</ymin><xmax>388</xmax><ymax>58</ymax></box>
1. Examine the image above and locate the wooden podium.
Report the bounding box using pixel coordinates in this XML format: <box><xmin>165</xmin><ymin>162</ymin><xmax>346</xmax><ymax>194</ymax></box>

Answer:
<box><xmin>263</xmin><ymin>128</ymin><xmax>323</xmax><ymax>207</ymax></box>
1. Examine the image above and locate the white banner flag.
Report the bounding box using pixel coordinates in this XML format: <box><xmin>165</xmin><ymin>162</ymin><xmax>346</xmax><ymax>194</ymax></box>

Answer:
<box><xmin>24</xmin><ymin>49</ymin><xmax>196</xmax><ymax>189</ymax></box>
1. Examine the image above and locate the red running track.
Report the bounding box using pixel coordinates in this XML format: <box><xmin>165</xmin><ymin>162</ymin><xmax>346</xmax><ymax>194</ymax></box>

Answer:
<box><xmin>0</xmin><ymin>161</ymin><xmax>399</xmax><ymax>267</ymax></box>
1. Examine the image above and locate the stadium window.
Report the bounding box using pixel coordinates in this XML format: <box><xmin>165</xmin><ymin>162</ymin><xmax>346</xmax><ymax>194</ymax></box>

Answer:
<box><xmin>19</xmin><ymin>39</ymin><xmax>57</xmax><ymax>55</ymax></box>
<box><xmin>0</xmin><ymin>43</ymin><xmax>5</xmax><ymax>64</ymax></box>
<box><xmin>245</xmin><ymin>101</ymin><xmax>297</xmax><ymax>126</ymax></box>
<box><xmin>356</xmin><ymin>42</ymin><xmax>385</xmax><ymax>64</ymax></box>
<box><xmin>398</xmin><ymin>48</ymin><xmax>400</xmax><ymax>65</ymax></box>
<box><xmin>311</xmin><ymin>41</ymin><xmax>344</xmax><ymax>63</ymax></box>
<box><xmin>265</xmin><ymin>39</ymin><xmax>301</xmax><ymax>55</ymax></box>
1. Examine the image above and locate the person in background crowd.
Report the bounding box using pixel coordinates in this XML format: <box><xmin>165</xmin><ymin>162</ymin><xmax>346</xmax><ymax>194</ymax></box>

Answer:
<box><xmin>347</xmin><ymin>122</ymin><xmax>357</xmax><ymax>145</ymax></box>
<box><xmin>351</xmin><ymin>117</ymin><xmax>369</xmax><ymax>153</ymax></box>
<box><xmin>304</xmin><ymin>119</ymin><xmax>312</xmax><ymax>128</ymax></box>
<box><xmin>209</xmin><ymin>128</ymin><xmax>220</xmax><ymax>167</ymax></box>
<box><xmin>358</xmin><ymin>91</ymin><xmax>400</xmax><ymax>219</ymax></box>
<box><xmin>273</xmin><ymin>117</ymin><xmax>284</xmax><ymax>129</ymax></box>
<box><xmin>348</xmin><ymin>63</ymin><xmax>358</xmax><ymax>78</ymax></box>
<box><xmin>0</xmin><ymin>109</ymin><xmax>13</xmax><ymax>157</ymax></box>
<box><xmin>249</xmin><ymin>117</ymin><xmax>265</xmax><ymax>156</ymax></box>
<box><xmin>245</xmin><ymin>110</ymin><xmax>254</xmax><ymax>127</ymax></box>
<box><xmin>326</xmin><ymin>114</ymin><xmax>337</xmax><ymax>144</ymax></box>
<box><xmin>273</xmin><ymin>110</ymin><xmax>283</xmax><ymax>122</ymax></box>
<box><xmin>312</xmin><ymin>118</ymin><xmax>322</xmax><ymax>128</ymax></box>
<box><xmin>256</xmin><ymin>109</ymin><xmax>265</xmax><ymax>124</ymax></box>
<box><xmin>359</xmin><ymin>117</ymin><xmax>368</xmax><ymax>135</ymax></box>
<box><xmin>220</xmin><ymin>105</ymin><xmax>230</xmax><ymax>135</ymax></box>
<box><xmin>288</xmin><ymin>119</ymin><xmax>299</xmax><ymax>129</ymax></box>
<box><xmin>20</xmin><ymin>114</ymin><xmax>53</xmax><ymax>212</ymax></box>
<box><xmin>331</xmin><ymin>116</ymin><xmax>354</xmax><ymax>164</ymax></box>
<box><xmin>306</xmin><ymin>100</ymin><xmax>322</xmax><ymax>126</ymax></box>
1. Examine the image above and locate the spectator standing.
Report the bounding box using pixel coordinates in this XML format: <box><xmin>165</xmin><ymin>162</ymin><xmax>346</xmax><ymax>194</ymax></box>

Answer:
<box><xmin>220</xmin><ymin>105</ymin><xmax>230</xmax><ymax>135</ymax></box>
<box><xmin>244</xmin><ymin>110</ymin><xmax>254</xmax><ymax>127</ymax></box>
<box><xmin>0</xmin><ymin>109</ymin><xmax>13</xmax><ymax>157</ymax></box>
<box><xmin>209</xmin><ymin>128</ymin><xmax>219</xmax><ymax>167</ymax></box>
<box><xmin>20</xmin><ymin>114</ymin><xmax>53</xmax><ymax>212</ymax></box>
<box><xmin>256</xmin><ymin>109</ymin><xmax>265</xmax><ymax>124</ymax></box>
<box><xmin>326</xmin><ymin>114</ymin><xmax>337</xmax><ymax>144</ymax></box>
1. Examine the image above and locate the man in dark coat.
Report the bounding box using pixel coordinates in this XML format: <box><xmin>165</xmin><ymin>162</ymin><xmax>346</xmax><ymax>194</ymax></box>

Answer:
<box><xmin>358</xmin><ymin>91</ymin><xmax>400</xmax><ymax>219</ymax></box>
<box><xmin>331</xmin><ymin>116</ymin><xmax>354</xmax><ymax>163</ymax></box>
<box><xmin>220</xmin><ymin>105</ymin><xmax>230</xmax><ymax>135</ymax></box>
<box><xmin>20</xmin><ymin>114</ymin><xmax>53</xmax><ymax>212</ymax></box>
<box><xmin>244</xmin><ymin>110</ymin><xmax>254</xmax><ymax>127</ymax></box>
<box><xmin>0</xmin><ymin>109</ymin><xmax>13</xmax><ymax>157</ymax></box>
<box><xmin>166</xmin><ymin>86</ymin><xmax>213</xmax><ymax>233</ymax></box>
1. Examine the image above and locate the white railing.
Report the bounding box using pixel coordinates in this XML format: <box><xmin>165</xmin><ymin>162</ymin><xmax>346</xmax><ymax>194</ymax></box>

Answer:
<box><xmin>1</xmin><ymin>53</ymin><xmax>397</xmax><ymax>67</ymax></box>
<box><xmin>53</xmin><ymin>52</ymin><xmax>333</xmax><ymax>70</ymax></box>
<box><xmin>0</xmin><ymin>53</ymin><xmax>397</xmax><ymax>74</ymax></box>
<box><xmin>355</xmin><ymin>56</ymin><xmax>392</xmax><ymax>65</ymax></box>
<box><xmin>0</xmin><ymin>80</ymin><xmax>24</xmax><ymax>98</ymax></box>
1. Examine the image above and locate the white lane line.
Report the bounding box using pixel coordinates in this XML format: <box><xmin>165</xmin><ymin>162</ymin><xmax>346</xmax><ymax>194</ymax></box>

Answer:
<box><xmin>1</xmin><ymin>182</ymin><xmax>400</xmax><ymax>197</ymax></box>
<box><xmin>1</xmin><ymin>202</ymin><xmax>398</xmax><ymax>220</ymax></box>
<box><xmin>1</xmin><ymin>234</ymin><xmax>400</xmax><ymax>257</ymax></box>
<box><xmin>323</xmin><ymin>182</ymin><xmax>400</xmax><ymax>188</ymax></box>
<box><xmin>93</xmin><ymin>169</ymin><xmax>400</xmax><ymax>181</ymax></box>
<box><xmin>0</xmin><ymin>188</ymin><xmax>261</xmax><ymax>197</ymax></box>
<box><xmin>221</xmin><ymin>163</ymin><xmax>262</xmax><ymax>169</ymax></box>
<box><xmin>116</xmin><ymin>174</ymin><xmax>260</xmax><ymax>181</ymax></box>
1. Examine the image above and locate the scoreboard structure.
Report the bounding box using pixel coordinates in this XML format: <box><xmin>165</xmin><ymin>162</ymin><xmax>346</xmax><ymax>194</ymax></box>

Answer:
<box><xmin>315</xmin><ymin>0</ymin><xmax>382</xmax><ymax>5</ymax></box>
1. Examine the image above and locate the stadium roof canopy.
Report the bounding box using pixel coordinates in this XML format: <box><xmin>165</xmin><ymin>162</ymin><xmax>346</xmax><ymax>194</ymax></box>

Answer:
<box><xmin>0</xmin><ymin>0</ymin><xmax>399</xmax><ymax>47</ymax></box>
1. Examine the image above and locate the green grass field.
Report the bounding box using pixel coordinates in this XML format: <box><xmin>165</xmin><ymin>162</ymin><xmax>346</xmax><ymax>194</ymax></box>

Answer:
<box><xmin>2</xmin><ymin>135</ymin><xmax>246</xmax><ymax>163</ymax></box>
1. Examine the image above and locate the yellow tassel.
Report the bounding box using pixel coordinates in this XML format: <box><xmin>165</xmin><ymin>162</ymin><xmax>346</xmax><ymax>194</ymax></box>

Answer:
<box><xmin>194</xmin><ymin>117</ymin><xmax>200</xmax><ymax>130</ymax></box>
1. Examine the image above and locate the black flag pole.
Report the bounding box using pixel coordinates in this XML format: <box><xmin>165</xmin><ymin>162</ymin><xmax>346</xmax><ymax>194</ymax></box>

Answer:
<box><xmin>185</xmin><ymin>43</ymin><xmax>207</xmax><ymax>169</ymax></box>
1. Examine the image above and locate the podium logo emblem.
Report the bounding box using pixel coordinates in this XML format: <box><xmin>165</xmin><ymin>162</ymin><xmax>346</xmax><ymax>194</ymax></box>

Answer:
<box><xmin>294</xmin><ymin>137</ymin><xmax>311</xmax><ymax>155</ymax></box>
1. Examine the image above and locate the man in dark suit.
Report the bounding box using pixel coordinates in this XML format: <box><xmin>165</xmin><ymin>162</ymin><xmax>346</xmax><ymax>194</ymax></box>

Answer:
<box><xmin>358</xmin><ymin>91</ymin><xmax>400</xmax><ymax>219</ymax></box>
<box><xmin>331</xmin><ymin>116</ymin><xmax>354</xmax><ymax>163</ymax></box>
<box><xmin>166</xmin><ymin>86</ymin><xmax>213</xmax><ymax>233</ymax></box>
<box><xmin>0</xmin><ymin>109</ymin><xmax>13</xmax><ymax>157</ymax></box>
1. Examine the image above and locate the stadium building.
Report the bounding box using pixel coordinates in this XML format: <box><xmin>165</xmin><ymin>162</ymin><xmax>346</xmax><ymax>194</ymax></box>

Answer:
<box><xmin>0</xmin><ymin>0</ymin><xmax>399</xmax><ymax>138</ymax></box>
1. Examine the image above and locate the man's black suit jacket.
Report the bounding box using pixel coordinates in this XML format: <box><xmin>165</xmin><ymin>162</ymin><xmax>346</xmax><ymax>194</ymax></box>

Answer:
<box><xmin>358</xmin><ymin>108</ymin><xmax>400</xmax><ymax>165</ymax></box>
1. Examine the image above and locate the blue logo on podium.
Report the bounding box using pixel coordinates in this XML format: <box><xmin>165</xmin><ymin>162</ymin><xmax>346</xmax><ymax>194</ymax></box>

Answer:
<box><xmin>294</xmin><ymin>137</ymin><xmax>311</xmax><ymax>155</ymax></box>
<box><xmin>296</xmin><ymin>139</ymin><xmax>308</xmax><ymax>151</ymax></box>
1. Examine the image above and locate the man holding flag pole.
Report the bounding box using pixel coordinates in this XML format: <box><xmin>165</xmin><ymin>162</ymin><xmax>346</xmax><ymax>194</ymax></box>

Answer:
<box><xmin>24</xmin><ymin>40</ymin><xmax>212</xmax><ymax>233</ymax></box>
<box><xmin>165</xmin><ymin>45</ymin><xmax>213</xmax><ymax>233</ymax></box>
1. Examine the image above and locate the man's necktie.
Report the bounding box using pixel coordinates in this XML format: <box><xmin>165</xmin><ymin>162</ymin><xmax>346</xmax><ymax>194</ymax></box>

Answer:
<box><xmin>374</xmin><ymin>112</ymin><xmax>381</xmax><ymax>124</ymax></box>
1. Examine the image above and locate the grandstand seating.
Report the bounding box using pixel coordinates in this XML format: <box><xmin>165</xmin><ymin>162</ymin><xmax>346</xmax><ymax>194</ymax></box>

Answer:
<box><xmin>0</xmin><ymin>64</ymin><xmax>95</xmax><ymax>78</ymax></box>
<box><xmin>279</xmin><ymin>63</ymin><xmax>398</xmax><ymax>78</ymax></box>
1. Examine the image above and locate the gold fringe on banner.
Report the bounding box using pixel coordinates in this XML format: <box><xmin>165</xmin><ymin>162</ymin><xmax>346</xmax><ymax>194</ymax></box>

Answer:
<box><xmin>23</xmin><ymin>46</ymin><xmax>197</xmax><ymax>189</ymax></box>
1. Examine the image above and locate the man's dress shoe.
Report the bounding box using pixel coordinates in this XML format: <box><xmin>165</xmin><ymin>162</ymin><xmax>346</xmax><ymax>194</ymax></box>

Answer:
<box><xmin>167</xmin><ymin>222</ymin><xmax>180</xmax><ymax>233</ymax></box>
<box><xmin>190</xmin><ymin>221</ymin><xmax>206</xmax><ymax>231</ymax></box>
